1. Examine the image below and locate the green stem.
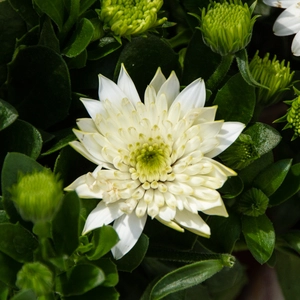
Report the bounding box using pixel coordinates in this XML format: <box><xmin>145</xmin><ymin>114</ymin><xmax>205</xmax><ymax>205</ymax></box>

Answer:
<box><xmin>166</xmin><ymin>29</ymin><xmax>193</xmax><ymax>49</ymax></box>
<box><xmin>206</xmin><ymin>54</ymin><xmax>234</xmax><ymax>92</ymax></box>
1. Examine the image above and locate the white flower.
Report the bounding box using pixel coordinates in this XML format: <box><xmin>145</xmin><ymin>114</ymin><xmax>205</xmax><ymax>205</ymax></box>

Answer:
<box><xmin>263</xmin><ymin>0</ymin><xmax>300</xmax><ymax>55</ymax></box>
<box><xmin>65</xmin><ymin>65</ymin><xmax>245</xmax><ymax>259</ymax></box>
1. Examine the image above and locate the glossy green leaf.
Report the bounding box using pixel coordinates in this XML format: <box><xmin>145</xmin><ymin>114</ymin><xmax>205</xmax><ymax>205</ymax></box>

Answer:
<box><xmin>281</xmin><ymin>231</ymin><xmax>300</xmax><ymax>255</ymax></box>
<box><xmin>1</xmin><ymin>152</ymin><xmax>44</xmax><ymax>223</ymax></box>
<box><xmin>8</xmin><ymin>0</ymin><xmax>39</xmax><ymax>27</ymax></box>
<box><xmin>214</xmin><ymin>73</ymin><xmax>255</xmax><ymax>125</ymax></box>
<box><xmin>87</xmin><ymin>226</ymin><xmax>119</xmax><ymax>261</ymax></box>
<box><xmin>253</xmin><ymin>159</ymin><xmax>292</xmax><ymax>197</ymax></box>
<box><xmin>88</xmin><ymin>37</ymin><xmax>122</xmax><ymax>61</ymax></box>
<box><xmin>0</xmin><ymin>223</ymin><xmax>38</xmax><ymax>263</ymax></box>
<box><xmin>11</xmin><ymin>289</ymin><xmax>37</xmax><ymax>300</ymax></box>
<box><xmin>115</xmin><ymin>233</ymin><xmax>149</xmax><ymax>272</ymax></box>
<box><xmin>56</xmin><ymin>264</ymin><xmax>105</xmax><ymax>296</ymax></box>
<box><xmin>7</xmin><ymin>45</ymin><xmax>71</xmax><ymax>129</ymax></box>
<box><xmin>39</xmin><ymin>17</ymin><xmax>60</xmax><ymax>52</ymax></box>
<box><xmin>242</xmin><ymin>214</ymin><xmax>275</xmax><ymax>264</ymax></box>
<box><xmin>0</xmin><ymin>251</ymin><xmax>22</xmax><ymax>287</ymax></box>
<box><xmin>94</xmin><ymin>258</ymin><xmax>119</xmax><ymax>287</ymax></box>
<box><xmin>243</xmin><ymin>122</ymin><xmax>281</xmax><ymax>156</ymax></box>
<box><xmin>52</xmin><ymin>191</ymin><xmax>80</xmax><ymax>256</ymax></box>
<box><xmin>0</xmin><ymin>119</ymin><xmax>43</xmax><ymax>160</ymax></box>
<box><xmin>64</xmin><ymin>286</ymin><xmax>119</xmax><ymax>300</ymax></box>
<box><xmin>42</xmin><ymin>133</ymin><xmax>76</xmax><ymax>156</ymax></box>
<box><xmin>62</xmin><ymin>18</ymin><xmax>94</xmax><ymax>57</ymax></box>
<box><xmin>79</xmin><ymin>0</ymin><xmax>97</xmax><ymax>14</ymax></box>
<box><xmin>269</xmin><ymin>163</ymin><xmax>300</xmax><ymax>206</ymax></box>
<box><xmin>0</xmin><ymin>281</ymin><xmax>9</xmax><ymax>300</ymax></box>
<box><xmin>218</xmin><ymin>176</ymin><xmax>244</xmax><ymax>199</ymax></box>
<box><xmin>0</xmin><ymin>99</ymin><xmax>18</xmax><ymax>131</ymax></box>
<box><xmin>150</xmin><ymin>256</ymin><xmax>234</xmax><ymax>300</ymax></box>
<box><xmin>33</xmin><ymin>0</ymin><xmax>64</xmax><ymax>31</ymax></box>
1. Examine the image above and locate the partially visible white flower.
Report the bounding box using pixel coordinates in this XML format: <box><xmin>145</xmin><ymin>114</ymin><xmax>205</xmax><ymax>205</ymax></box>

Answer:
<box><xmin>65</xmin><ymin>65</ymin><xmax>245</xmax><ymax>259</ymax></box>
<box><xmin>263</xmin><ymin>0</ymin><xmax>300</xmax><ymax>55</ymax></box>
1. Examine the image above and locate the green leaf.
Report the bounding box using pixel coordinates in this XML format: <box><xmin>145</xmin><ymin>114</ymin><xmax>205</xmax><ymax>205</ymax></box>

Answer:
<box><xmin>64</xmin><ymin>286</ymin><xmax>119</xmax><ymax>300</ymax></box>
<box><xmin>242</xmin><ymin>214</ymin><xmax>275</xmax><ymax>264</ymax></box>
<box><xmin>33</xmin><ymin>0</ymin><xmax>64</xmax><ymax>31</ymax></box>
<box><xmin>1</xmin><ymin>152</ymin><xmax>44</xmax><ymax>223</ymax></box>
<box><xmin>0</xmin><ymin>99</ymin><xmax>18</xmax><ymax>131</ymax></box>
<box><xmin>79</xmin><ymin>0</ymin><xmax>97</xmax><ymax>14</ymax></box>
<box><xmin>8</xmin><ymin>0</ymin><xmax>39</xmax><ymax>27</ymax></box>
<box><xmin>235</xmin><ymin>48</ymin><xmax>268</xmax><ymax>89</ymax></box>
<box><xmin>243</xmin><ymin>122</ymin><xmax>282</xmax><ymax>156</ymax></box>
<box><xmin>7</xmin><ymin>45</ymin><xmax>71</xmax><ymax>129</ymax></box>
<box><xmin>56</xmin><ymin>264</ymin><xmax>105</xmax><ymax>296</ymax></box>
<box><xmin>281</xmin><ymin>231</ymin><xmax>300</xmax><ymax>255</ymax></box>
<box><xmin>253</xmin><ymin>159</ymin><xmax>292</xmax><ymax>197</ymax></box>
<box><xmin>94</xmin><ymin>258</ymin><xmax>119</xmax><ymax>287</ymax></box>
<box><xmin>87</xmin><ymin>226</ymin><xmax>119</xmax><ymax>261</ymax></box>
<box><xmin>0</xmin><ymin>119</ymin><xmax>43</xmax><ymax>160</ymax></box>
<box><xmin>42</xmin><ymin>133</ymin><xmax>76</xmax><ymax>156</ymax></box>
<box><xmin>39</xmin><ymin>17</ymin><xmax>60</xmax><ymax>52</ymax></box>
<box><xmin>218</xmin><ymin>176</ymin><xmax>244</xmax><ymax>199</ymax></box>
<box><xmin>150</xmin><ymin>256</ymin><xmax>234</xmax><ymax>300</ymax></box>
<box><xmin>62</xmin><ymin>18</ymin><xmax>94</xmax><ymax>57</ymax></box>
<box><xmin>0</xmin><ymin>251</ymin><xmax>22</xmax><ymax>287</ymax></box>
<box><xmin>0</xmin><ymin>223</ymin><xmax>38</xmax><ymax>263</ymax></box>
<box><xmin>88</xmin><ymin>37</ymin><xmax>122</xmax><ymax>61</ymax></box>
<box><xmin>52</xmin><ymin>191</ymin><xmax>80</xmax><ymax>256</ymax></box>
<box><xmin>214</xmin><ymin>73</ymin><xmax>256</xmax><ymax>125</ymax></box>
<box><xmin>115</xmin><ymin>233</ymin><xmax>149</xmax><ymax>272</ymax></box>
<box><xmin>269</xmin><ymin>163</ymin><xmax>300</xmax><ymax>206</ymax></box>
<box><xmin>11</xmin><ymin>290</ymin><xmax>37</xmax><ymax>300</ymax></box>
<box><xmin>0</xmin><ymin>281</ymin><xmax>10</xmax><ymax>300</ymax></box>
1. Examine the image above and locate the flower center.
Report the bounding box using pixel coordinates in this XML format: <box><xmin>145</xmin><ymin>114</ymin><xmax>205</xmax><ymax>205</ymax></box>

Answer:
<box><xmin>128</xmin><ymin>139</ymin><xmax>172</xmax><ymax>184</ymax></box>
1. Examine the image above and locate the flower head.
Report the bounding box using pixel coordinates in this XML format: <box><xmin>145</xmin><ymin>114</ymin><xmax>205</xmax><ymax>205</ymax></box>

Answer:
<box><xmin>65</xmin><ymin>65</ymin><xmax>245</xmax><ymax>259</ymax></box>
<box><xmin>249</xmin><ymin>51</ymin><xmax>294</xmax><ymax>105</ymax></box>
<box><xmin>263</xmin><ymin>0</ymin><xmax>300</xmax><ymax>55</ymax></box>
<box><xmin>99</xmin><ymin>0</ymin><xmax>167</xmax><ymax>37</ymax></box>
<box><xmin>200</xmin><ymin>0</ymin><xmax>258</xmax><ymax>56</ymax></box>
<box><xmin>10</xmin><ymin>170</ymin><xmax>63</xmax><ymax>224</ymax></box>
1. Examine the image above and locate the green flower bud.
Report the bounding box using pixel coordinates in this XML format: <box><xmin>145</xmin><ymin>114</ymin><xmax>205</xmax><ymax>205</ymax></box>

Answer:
<box><xmin>238</xmin><ymin>188</ymin><xmax>269</xmax><ymax>217</ymax></box>
<box><xmin>10</xmin><ymin>170</ymin><xmax>63</xmax><ymax>223</ymax></box>
<box><xmin>249</xmin><ymin>51</ymin><xmax>294</xmax><ymax>105</ymax></box>
<box><xmin>16</xmin><ymin>262</ymin><xmax>53</xmax><ymax>296</ymax></box>
<box><xmin>275</xmin><ymin>96</ymin><xmax>300</xmax><ymax>141</ymax></box>
<box><xmin>200</xmin><ymin>0</ymin><xmax>258</xmax><ymax>56</ymax></box>
<box><xmin>219</xmin><ymin>134</ymin><xmax>260</xmax><ymax>170</ymax></box>
<box><xmin>100</xmin><ymin>0</ymin><xmax>167</xmax><ymax>37</ymax></box>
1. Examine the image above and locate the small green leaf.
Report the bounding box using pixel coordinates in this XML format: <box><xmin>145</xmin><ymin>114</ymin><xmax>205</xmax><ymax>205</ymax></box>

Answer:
<box><xmin>94</xmin><ymin>258</ymin><xmax>119</xmax><ymax>287</ymax></box>
<box><xmin>87</xmin><ymin>226</ymin><xmax>119</xmax><ymax>261</ymax></box>
<box><xmin>242</xmin><ymin>214</ymin><xmax>275</xmax><ymax>264</ymax></box>
<box><xmin>0</xmin><ymin>223</ymin><xmax>38</xmax><ymax>263</ymax></box>
<box><xmin>243</xmin><ymin>122</ymin><xmax>282</xmax><ymax>156</ymax></box>
<box><xmin>218</xmin><ymin>176</ymin><xmax>244</xmax><ymax>199</ymax></box>
<box><xmin>269</xmin><ymin>163</ymin><xmax>300</xmax><ymax>206</ymax></box>
<box><xmin>0</xmin><ymin>251</ymin><xmax>22</xmax><ymax>287</ymax></box>
<box><xmin>33</xmin><ymin>0</ymin><xmax>64</xmax><ymax>31</ymax></box>
<box><xmin>62</xmin><ymin>18</ymin><xmax>94</xmax><ymax>58</ymax></box>
<box><xmin>150</xmin><ymin>255</ymin><xmax>234</xmax><ymax>300</ymax></box>
<box><xmin>88</xmin><ymin>37</ymin><xmax>122</xmax><ymax>60</ymax></box>
<box><xmin>56</xmin><ymin>264</ymin><xmax>105</xmax><ymax>296</ymax></box>
<box><xmin>39</xmin><ymin>17</ymin><xmax>60</xmax><ymax>52</ymax></box>
<box><xmin>253</xmin><ymin>159</ymin><xmax>292</xmax><ymax>197</ymax></box>
<box><xmin>214</xmin><ymin>73</ymin><xmax>256</xmax><ymax>125</ymax></box>
<box><xmin>80</xmin><ymin>0</ymin><xmax>97</xmax><ymax>14</ymax></box>
<box><xmin>42</xmin><ymin>133</ymin><xmax>76</xmax><ymax>156</ymax></box>
<box><xmin>0</xmin><ymin>99</ymin><xmax>18</xmax><ymax>131</ymax></box>
<box><xmin>52</xmin><ymin>191</ymin><xmax>80</xmax><ymax>256</ymax></box>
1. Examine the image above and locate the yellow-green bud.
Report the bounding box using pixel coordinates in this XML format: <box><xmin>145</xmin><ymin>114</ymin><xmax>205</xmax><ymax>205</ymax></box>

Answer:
<box><xmin>249</xmin><ymin>51</ymin><xmax>294</xmax><ymax>105</ymax></box>
<box><xmin>16</xmin><ymin>262</ymin><xmax>53</xmax><ymax>296</ymax></box>
<box><xmin>200</xmin><ymin>0</ymin><xmax>257</xmax><ymax>56</ymax></box>
<box><xmin>275</xmin><ymin>96</ymin><xmax>300</xmax><ymax>141</ymax></box>
<box><xmin>10</xmin><ymin>170</ymin><xmax>63</xmax><ymax>223</ymax></box>
<box><xmin>219</xmin><ymin>134</ymin><xmax>260</xmax><ymax>170</ymax></box>
<box><xmin>100</xmin><ymin>0</ymin><xmax>167</xmax><ymax>37</ymax></box>
<box><xmin>238</xmin><ymin>188</ymin><xmax>269</xmax><ymax>217</ymax></box>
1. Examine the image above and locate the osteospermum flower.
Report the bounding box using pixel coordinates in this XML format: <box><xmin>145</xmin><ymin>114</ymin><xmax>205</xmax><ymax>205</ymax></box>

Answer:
<box><xmin>65</xmin><ymin>65</ymin><xmax>245</xmax><ymax>259</ymax></box>
<box><xmin>263</xmin><ymin>0</ymin><xmax>300</xmax><ymax>55</ymax></box>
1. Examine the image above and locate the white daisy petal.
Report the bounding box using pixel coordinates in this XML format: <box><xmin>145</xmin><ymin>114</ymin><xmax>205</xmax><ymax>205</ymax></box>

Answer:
<box><xmin>149</xmin><ymin>67</ymin><xmax>166</xmax><ymax>93</ymax></box>
<box><xmin>292</xmin><ymin>31</ymin><xmax>300</xmax><ymax>55</ymax></box>
<box><xmin>263</xmin><ymin>0</ymin><xmax>297</xmax><ymax>8</ymax></box>
<box><xmin>80</xmin><ymin>98</ymin><xmax>105</xmax><ymax>121</ymax></box>
<box><xmin>82</xmin><ymin>202</ymin><xmax>124</xmax><ymax>234</ymax></box>
<box><xmin>111</xmin><ymin>213</ymin><xmax>147</xmax><ymax>259</ymax></box>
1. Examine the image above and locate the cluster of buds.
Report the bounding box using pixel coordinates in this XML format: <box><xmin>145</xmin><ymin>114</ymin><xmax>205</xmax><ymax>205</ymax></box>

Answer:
<box><xmin>199</xmin><ymin>0</ymin><xmax>257</xmax><ymax>56</ymax></box>
<box><xmin>249</xmin><ymin>51</ymin><xmax>294</xmax><ymax>106</ymax></box>
<box><xmin>99</xmin><ymin>0</ymin><xmax>167</xmax><ymax>37</ymax></box>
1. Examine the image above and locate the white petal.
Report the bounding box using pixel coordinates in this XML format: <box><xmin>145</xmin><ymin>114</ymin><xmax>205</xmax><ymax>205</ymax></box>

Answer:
<box><xmin>205</xmin><ymin>122</ymin><xmax>245</xmax><ymax>158</ymax></box>
<box><xmin>80</xmin><ymin>98</ymin><xmax>105</xmax><ymax>121</ymax></box>
<box><xmin>174</xmin><ymin>210</ymin><xmax>211</xmax><ymax>237</ymax></box>
<box><xmin>292</xmin><ymin>31</ymin><xmax>300</xmax><ymax>55</ymax></box>
<box><xmin>157</xmin><ymin>71</ymin><xmax>180</xmax><ymax>108</ymax></box>
<box><xmin>76</xmin><ymin>118</ymin><xmax>98</xmax><ymax>133</ymax></box>
<box><xmin>172</xmin><ymin>78</ymin><xmax>206</xmax><ymax>117</ymax></box>
<box><xmin>98</xmin><ymin>74</ymin><xmax>126</xmax><ymax>106</ymax></box>
<box><xmin>149</xmin><ymin>67</ymin><xmax>166</xmax><ymax>93</ymax></box>
<box><xmin>117</xmin><ymin>64</ymin><xmax>141</xmax><ymax>106</ymax></box>
<box><xmin>111</xmin><ymin>213</ymin><xmax>147</xmax><ymax>259</ymax></box>
<box><xmin>64</xmin><ymin>174</ymin><xmax>86</xmax><ymax>191</ymax></box>
<box><xmin>263</xmin><ymin>0</ymin><xmax>297</xmax><ymax>8</ymax></box>
<box><xmin>273</xmin><ymin>3</ymin><xmax>300</xmax><ymax>36</ymax></box>
<box><xmin>202</xmin><ymin>204</ymin><xmax>228</xmax><ymax>217</ymax></box>
<box><xmin>82</xmin><ymin>201</ymin><xmax>124</xmax><ymax>234</ymax></box>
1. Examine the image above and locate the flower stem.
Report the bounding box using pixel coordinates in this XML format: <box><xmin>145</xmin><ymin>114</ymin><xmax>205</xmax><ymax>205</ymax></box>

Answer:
<box><xmin>206</xmin><ymin>54</ymin><xmax>234</xmax><ymax>92</ymax></box>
